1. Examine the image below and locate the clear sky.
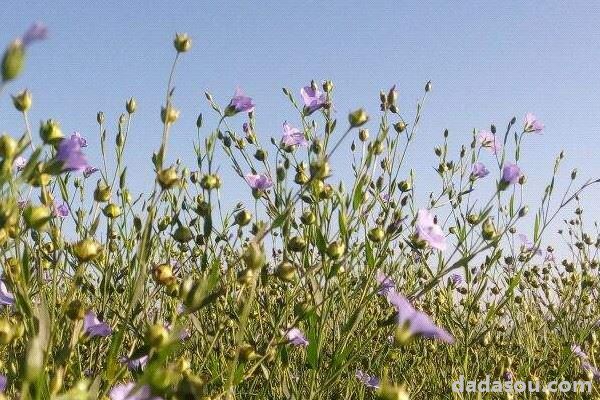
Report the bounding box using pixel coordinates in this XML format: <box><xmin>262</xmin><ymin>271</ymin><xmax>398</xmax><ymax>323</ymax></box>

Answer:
<box><xmin>3</xmin><ymin>1</ymin><xmax>600</xmax><ymax>237</ymax></box>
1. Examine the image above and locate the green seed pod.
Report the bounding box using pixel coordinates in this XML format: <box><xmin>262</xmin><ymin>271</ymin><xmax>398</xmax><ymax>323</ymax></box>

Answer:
<box><xmin>72</xmin><ymin>238</ymin><xmax>101</xmax><ymax>262</ymax></box>
<box><xmin>102</xmin><ymin>203</ymin><xmax>122</xmax><ymax>219</ymax></box>
<box><xmin>482</xmin><ymin>219</ymin><xmax>497</xmax><ymax>241</ymax></box>
<box><xmin>146</xmin><ymin>324</ymin><xmax>170</xmax><ymax>348</ymax></box>
<box><xmin>275</xmin><ymin>260</ymin><xmax>296</xmax><ymax>282</ymax></box>
<box><xmin>309</xmin><ymin>158</ymin><xmax>331</xmax><ymax>180</ymax></box>
<box><xmin>242</xmin><ymin>241</ymin><xmax>266</xmax><ymax>270</ymax></box>
<box><xmin>125</xmin><ymin>97</ymin><xmax>136</xmax><ymax>114</ymax></box>
<box><xmin>161</xmin><ymin>105</ymin><xmax>180</xmax><ymax>124</ymax></box>
<box><xmin>152</xmin><ymin>263</ymin><xmax>175</xmax><ymax>286</ymax></box>
<box><xmin>300</xmin><ymin>210</ymin><xmax>316</xmax><ymax>225</ymax></box>
<box><xmin>39</xmin><ymin>119</ymin><xmax>64</xmax><ymax>145</ymax></box>
<box><xmin>0</xmin><ymin>319</ymin><xmax>13</xmax><ymax>345</ymax></box>
<box><xmin>66</xmin><ymin>299</ymin><xmax>86</xmax><ymax>321</ymax></box>
<box><xmin>93</xmin><ymin>181</ymin><xmax>111</xmax><ymax>203</ymax></box>
<box><xmin>12</xmin><ymin>89</ymin><xmax>32</xmax><ymax>112</ymax></box>
<box><xmin>173</xmin><ymin>33</ymin><xmax>192</xmax><ymax>53</ymax></box>
<box><xmin>367</xmin><ymin>227</ymin><xmax>385</xmax><ymax>243</ymax></box>
<box><xmin>173</xmin><ymin>226</ymin><xmax>193</xmax><ymax>243</ymax></box>
<box><xmin>287</xmin><ymin>236</ymin><xmax>306</xmax><ymax>252</ymax></box>
<box><xmin>393</xmin><ymin>121</ymin><xmax>407</xmax><ymax>133</ymax></box>
<box><xmin>157</xmin><ymin>167</ymin><xmax>179</xmax><ymax>190</ymax></box>
<box><xmin>235</xmin><ymin>210</ymin><xmax>252</xmax><ymax>226</ymax></box>
<box><xmin>348</xmin><ymin>108</ymin><xmax>369</xmax><ymax>128</ymax></box>
<box><xmin>326</xmin><ymin>240</ymin><xmax>345</xmax><ymax>259</ymax></box>
<box><xmin>23</xmin><ymin>204</ymin><xmax>50</xmax><ymax>231</ymax></box>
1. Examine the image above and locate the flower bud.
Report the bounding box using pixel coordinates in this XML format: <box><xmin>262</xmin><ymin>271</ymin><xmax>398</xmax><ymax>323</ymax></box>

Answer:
<box><xmin>1</xmin><ymin>40</ymin><xmax>25</xmax><ymax>82</ymax></box>
<box><xmin>322</xmin><ymin>80</ymin><xmax>334</xmax><ymax>93</ymax></box>
<box><xmin>23</xmin><ymin>204</ymin><xmax>51</xmax><ymax>231</ymax></box>
<box><xmin>39</xmin><ymin>119</ymin><xmax>64</xmax><ymax>145</ymax></box>
<box><xmin>358</xmin><ymin>128</ymin><xmax>369</xmax><ymax>142</ymax></box>
<box><xmin>173</xmin><ymin>33</ymin><xmax>192</xmax><ymax>53</ymax></box>
<box><xmin>72</xmin><ymin>238</ymin><xmax>101</xmax><ymax>262</ymax></box>
<box><xmin>348</xmin><ymin>108</ymin><xmax>369</xmax><ymax>128</ymax></box>
<box><xmin>126</xmin><ymin>97</ymin><xmax>137</xmax><ymax>114</ymax></box>
<box><xmin>238</xmin><ymin>344</ymin><xmax>260</xmax><ymax>362</ymax></box>
<box><xmin>425</xmin><ymin>80</ymin><xmax>432</xmax><ymax>92</ymax></box>
<box><xmin>12</xmin><ymin>89</ymin><xmax>32</xmax><ymax>112</ymax></box>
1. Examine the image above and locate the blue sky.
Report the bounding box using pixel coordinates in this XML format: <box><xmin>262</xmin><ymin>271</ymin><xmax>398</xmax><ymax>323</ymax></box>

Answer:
<box><xmin>3</xmin><ymin>1</ymin><xmax>600</xmax><ymax>237</ymax></box>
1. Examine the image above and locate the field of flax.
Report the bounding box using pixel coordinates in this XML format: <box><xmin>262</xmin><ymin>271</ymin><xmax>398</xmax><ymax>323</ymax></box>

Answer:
<box><xmin>1</xmin><ymin>24</ymin><xmax>600</xmax><ymax>400</ymax></box>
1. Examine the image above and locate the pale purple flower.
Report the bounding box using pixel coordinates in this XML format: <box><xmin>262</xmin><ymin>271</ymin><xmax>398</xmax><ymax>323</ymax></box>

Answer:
<box><xmin>517</xmin><ymin>234</ymin><xmax>542</xmax><ymax>256</ymax></box>
<box><xmin>477</xmin><ymin>130</ymin><xmax>502</xmax><ymax>154</ymax></box>
<box><xmin>0</xmin><ymin>375</ymin><xmax>5</xmax><ymax>392</ymax></box>
<box><xmin>281</xmin><ymin>122</ymin><xmax>308</xmax><ymax>147</ymax></box>
<box><xmin>355</xmin><ymin>370</ymin><xmax>380</xmax><ymax>389</ymax></box>
<box><xmin>285</xmin><ymin>327</ymin><xmax>308</xmax><ymax>347</ymax></box>
<box><xmin>56</xmin><ymin>136</ymin><xmax>89</xmax><ymax>172</ymax></box>
<box><xmin>242</xmin><ymin>122</ymin><xmax>250</xmax><ymax>134</ymax></box>
<box><xmin>83</xmin><ymin>311</ymin><xmax>112</xmax><ymax>337</ymax></box>
<box><xmin>449</xmin><ymin>273</ymin><xmax>463</xmax><ymax>286</ymax></box>
<box><xmin>226</xmin><ymin>88</ymin><xmax>255</xmax><ymax>115</ymax></box>
<box><xmin>300</xmin><ymin>85</ymin><xmax>326</xmax><ymax>114</ymax></box>
<box><xmin>387</xmin><ymin>290</ymin><xmax>454</xmax><ymax>343</ymax></box>
<box><xmin>502</xmin><ymin>369</ymin><xmax>515</xmax><ymax>381</ymax></box>
<box><xmin>544</xmin><ymin>252</ymin><xmax>555</xmax><ymax>263</ymax></box>
<box><xmin>471</xmin><ymin>162</ymin><xmax>489</xmax><ymax>178</ymax></box>
<box><xmin>572</xmin><ymin>344</ymin><xmax>588</xmax><ymax>359</ymax></box>
<box><xmin>21</xmin><ymin>22</ymin><xmax>48</xmax><ymax>47</ymax></box>
<box><xmin>501</xmin><ymin>163</ymin><xmax>521</xmax><ymax>185</ymax></box>
<box><xmin>83</xmin><ymin>166</ymin><xmax>99</xmax><ymax>178</ymax></box>
<box><xmin>524</xmin><ymin>113</ymin><xmax>544</xmax><ymax>133</ymax></box>
<box><xmin>109</xmin><ymin>383</ymin><xmax>162</xmax><ymax>400</ymax></box>
<box><xmin>245</xmin><ymin>173</ymin><xmax>273</xmax><ymax>190</ymax></box>
<box><xmin>166</xmin><ymin>323</ymin><xmax>191</xmax><ymax>341</ymax></box>
<box><xmin>71</xmin><ymin>132</ymin><xmax>87</xmax><ymax>147</ymax></box>
<box><xmin>120</xmin><ymin>354</ymin><xmax>148</xmax><ymax>371</ymax></box>
<box><xmin>376</xmin><ymin>271</ymin><xmax>395</xmax><ymax>296</ymax></box>
<box><xmin>0</xmin><ymin>281</ymin><xmax>15</xmax><ymax>307</ymax></box>
<box><xmin>53</xmin><ymin>202</ymin><xmax>69</xmax><ymax>218</ymax></box>
<box><xmin>415</xmin><ymin>209</ymin><xmax>447</xmax><ymax>251</ymax></box>
<box><xmin>14</xmin><ymin>156</ymin><xmax>27</xmax><ymax>171</ymax></box>
<box><xmin>582</xmin><ymin>361</ymin><xmax>600</xmax><ymax>380</ymax></box>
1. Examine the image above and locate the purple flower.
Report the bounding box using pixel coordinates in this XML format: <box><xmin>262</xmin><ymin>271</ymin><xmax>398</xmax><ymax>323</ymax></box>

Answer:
<box><xmin>449</xmin><ymin>273</ymin><xmax>463</xmax><ymax>286</ymax></box>
<box><xmin>524</xmin><ymin>113</ymin><xmax>544</xmax><ymax>133</ymax></box>
<box><xmin>376</xmin><ymin>271</ymin><xmax>395</xmax><ymax>296</ymax></box>
<box><xmin>242</xmin><ymin>122</ymin><xmax>250</xmax><ymax>134</ymax></box>
<box><xmin>109</xmin><ymin>383</ymin><xmax>162</xmax><ymax>400</ymax></box>
<box><xmin>13</xmin><ymin>156</ymin><xmax>27</xmax><ymax>171</ymax></box>
<box><xmin>517</xmin><ymin>234</ymin><xmax>542</xmax><ymax>256</ymax></box>
<box><xmin>55</xmin><ymin>136</ymin><xmax>89</xmax><ymax>172</ymax></box>
<box><xmin>300</xmin><ymin>85</ymin><xmax>326</xmax><ymax>114</ymax></box>
<box><xmin>53</xmin><ymin>202</ymin><xmax>69</xmax><ymax>218</ymax></box>
<box><xmin>471</xmin><ymin>162</ymin><xmax>489</xmax><ymax>179</ymax></box>
<box><xmin>285</xmin><ymin>327</ymin><xmax>309</xmax><ymax>347</ymax></box>
<box><xmin>21</xmin><ymin>22</ymin><xmax>48</xmax><ymax>47</ymax></box>
<box><xmin>387</xmin><ymin>290</ymin><xmax>454</xmax><ymax>343</ymax></box>
<box><xmin>0</xmin><ymin>374</ymin><xmax>6</xmax><ymax>392</ymax></box>
<box><xmin>166</xmin><ymin>323</ymin><xmax>191</xmax><ymax>341</ymax></box>
<box><xmin>572</xmin><ymin>344</ymin><xmax>588</xmax><ymax>359</ymax></box>
<box><xmin>0</xmin><ymin>281</ymin><xmax>15</xmax><ymax>307</ymax></box>
<box><xmin>281</xmin><ymin>122</ymin><xmax>308</xmax><ymax>147</ymax></box>
<box><xmin>375</xmin><ymin>274</ymin><xmax>454</xmax><ymax>343</ymax></box>
<box><xmin>83</xmin><ymin>311</ymin><xmax>112</xmax><ymax>337</ymax></box>
<box><xmin>226</xmin><ymin>88</ymin><xmax>255</xmax><ymax>115</ymax></box>
<box><xmin>477</xmin><ymin>130</ymin><xmax>502</xmax><ymax>154</ymax></box>
<box><xmin>545</xmin><ymin>252</ymin><xmax>555</xmax><ymax>263</ymax></box>
<box><xmin>245</xmin><ymin>173</ymin><xmax>273</xmax><ymax>190</ymax></box>
<box><xmin>71</xmin><ymin>132</ymin><xmax>87</xmax><ymax>147</ymax></box>
<box><xmin>502</xmin><ymin>369</ymin><xmax>515</xmax><ymax>381</ymax></box>
<box><xmin>120</xmin><ymin>354</ymin><xmax>148</xmax><ymax>371</ymax></box>
<box><xmin>83</xmin><ymin>166</ymin><xmax>99</xmax><ymax>178</ymax></box>
<box><xmin>415</xmin><ymin>209</ymin><xmax>447</xmax><ymax>251</ymax></box>
<box><xmin>501</xmin><ymin>163</ymin><xmax>521</xmax><ymax>185</ymax></box>
<box><xmin>582</xmin><ymin>361</ymin><xmax>600</xmax><ymax>380</ymax></box>
<box><xmin>355</xmin><ymin>370</ymin><xmax>380</xmax><ymax>389</ymax></box>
